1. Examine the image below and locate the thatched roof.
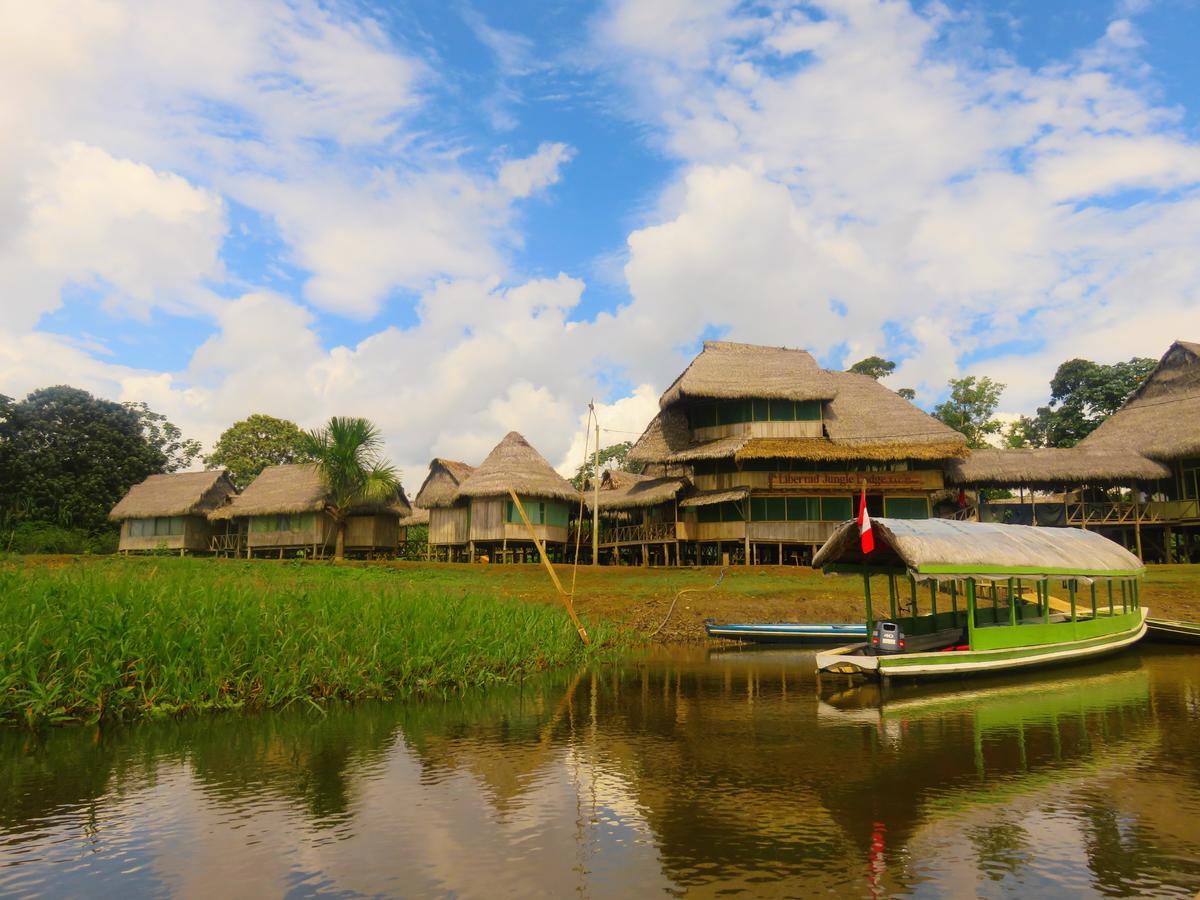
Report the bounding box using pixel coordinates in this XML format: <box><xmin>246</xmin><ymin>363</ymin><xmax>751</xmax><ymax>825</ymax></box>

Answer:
<box><xmin>630</xmin><ymin>366</ymin><xmax>966</xmax><ymax>465</ymax></box>
<box><xmin>659</xmin><ymin>341</ymin><xmax>836</xmax><ymax>408</ymax></box>
<box><xmin>398</xmin><ymin>506</ymin><xmax>430</xmax><ymax>526</ymax></box>
<box><xmin>413</xmin><ymin>458</ymin><xmax>476</xmax><ymax>509</ymax></box>
<box><xmin>209</xmin><ymin>464</ymin><xmax>411</xmax><ymax>519</ymax></box>
<box><xmin>110</xmin><ymin>470</ymin><xmax>237</xmax><ymax>520</ymax></box>
<box><xmin>945</xmin><ymin>447</ymin><xmax>1171</xmax><ymax>487</ymax></box>
<box><xmin>456</xmin><ymin>432</ymin><xmax>580</xmax><ymax>503</ymax></box>
<box><xmin>813</xmin><ymin>517</ymin><xmax>1143</xmax><ymax>580</ymax></box>
<box><xmin>678</xmin><ymin>487</ymin><xmax>751</xmax><ymax>508</ymax></box>
<box><xmin>1078</xmin><ymin>340</ymin><xmax>1200</xmax><ymax>462</ymax></box>
<box><xmin>584</xmin><ymin>470</ymin><xmax>686</xmax><ymax>511</ymax></box>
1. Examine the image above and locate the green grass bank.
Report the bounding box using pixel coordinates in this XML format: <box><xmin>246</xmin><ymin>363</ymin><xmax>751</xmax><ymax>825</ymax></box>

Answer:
<box><xmin>0</xmin><ymin>557</ymin><xmax>626</xmax><ymax>727</ymax></box>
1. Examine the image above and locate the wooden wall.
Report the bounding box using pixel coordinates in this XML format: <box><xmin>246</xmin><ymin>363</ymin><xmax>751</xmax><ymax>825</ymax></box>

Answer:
<box><xmin>119</xmin><ymin>516</ymin><xmax>214</xmax><ymax>552</ymax></box>
<box><xmin>469</xmin><ymin>498</ymin><xmax>505</xmax><ymax>542</ymax></box>
<box><xmin>691</xmin><ymin>420</ymin><xmax>823</xmax><ymax>442</ymax></box>
<box><xmin>502</xmin><ymin>523</ymin><xmax>569</xmax><ymax>544</ymax></box>
<box><xmin>429</xmin><ymin>506</ymin><xmax>470</xmax><ymax>545</ymax></box>
<box><xmin>247</xmin><ymin>515</ymin><xmax>334</xmax><ymax>549</ymax></box>
<box><xmin>344</xmin><ymin>514</ymin><xmax>398</xmax><ymax>549</ymax></box>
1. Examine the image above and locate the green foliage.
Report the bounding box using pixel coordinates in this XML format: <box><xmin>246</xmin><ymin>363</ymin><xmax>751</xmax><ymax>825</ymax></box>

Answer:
<box><xmin>0</xmin><ymin>386</ymin><xmax>166</xmax><ymax>532</ymax></box>
<box><xmin>0</xmin><ymin>558</ymin><xmax>624</xmax><ymax>726</ymax></box>
<box><xmin>847</xmin><ymin>355</ymin><xmax>896</xmax><ymax>380</ymax></box>
<box><xmin>123</xmin><ymin>402</ymin><xmax>202</xmax><ymax>472</ymax></box>
<box><xmin>932</xmin><ymin>376</ymin><xmax>1006</xmax><ymax>449</ymax></box>
<box><xmin>1004</xmin><ymin>415</ymin><xmax>1042</xmax><ymax>449</ymax></box>
<box><xmin>302</xmin><ymin>417</ymin><xmax>399</xmax><ymax>558</ymax></box>
<box><xmin>896</xmin><ymin>388</ymin><xmax>917</xmax><ymax>401</ymax></box>
<box><xmin>204</xmin><ymin>414</ymin><xmax>314</xmax><ymax>489</ymax></box>
<box><xmin>1025</xmin><ymin>357</ymin><xmax>1156</xmax><ymax>447</ymax></box>
<box><xmin>572</xmin><ymin>441</ymin><xmax>642</xmax><ymax>489</ymax></box>
<box><xmin>2</xmin><ymin>522</ymin><xmax>118</xmax><ymax>555</ymax></box>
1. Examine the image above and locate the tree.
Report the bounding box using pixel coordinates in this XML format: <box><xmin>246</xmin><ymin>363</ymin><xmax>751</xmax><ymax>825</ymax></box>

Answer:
<box><xmin>896</xmin><ymin>388</ymin><xmax>917</xmax><ymax>401</ymax></box>
<box><xmin>124</xmin><ymin>402</ymin><xmax>202</xmax><ymax>472</ymax></box>
<box><xmin>571</xmin><ymin>441</ymin><xmax>644</xmax><ymax>489</ymax></box>
<box><xmin>1029</xmin><ymin>357</ymin><xmax>1156</xmax><ymax>447</ymax></box>
<box><xmin>0</xmin><ymin>386</ymin><xmax>167</xmax><ymax>532</ymax></box>
<box><xmin>205</xmin><ymin>413</ymin><xmax>314</xmax><ymax>489</ymax></box>
<box><xmin>301</xmin><ymin>417</ymin><xmax>398</xmax><ymax>560</ymax></box>
<box><xmin>932</xmin><ymin>376</ymin><xmax>1006</xmax><ymax>449</ymax></box>
<box><xmin>1003</xmin><ymin>415</ymin><xmax>1042</xmax><ymax>448</ymax></box>
<box><xmin>847</xmin><ymin>356</ymin><xmax>896</xmax><ymax>380</ymax></box>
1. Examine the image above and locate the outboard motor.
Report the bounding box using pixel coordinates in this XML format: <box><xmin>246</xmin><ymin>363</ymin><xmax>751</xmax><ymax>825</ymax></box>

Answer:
<box><xmin>870</xmin><ymin>620</ymin><xmax>906</xmax><ymax>655</ymax></box>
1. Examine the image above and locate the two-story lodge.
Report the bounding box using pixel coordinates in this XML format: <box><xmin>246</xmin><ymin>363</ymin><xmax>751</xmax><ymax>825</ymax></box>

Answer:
<box><xmin>621</xmin><ymin>341</ymin><xmax>968</xmax><ymax>565</ymax></box>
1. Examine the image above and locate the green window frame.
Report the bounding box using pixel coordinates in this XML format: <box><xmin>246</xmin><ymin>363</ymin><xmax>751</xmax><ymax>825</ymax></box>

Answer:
<box><xmin>820</xmin><ymin>497</ymin><xmax>853</xmax><ymax>521</ymax></box>
<box><xmin>884</xmin><ymin>497</ymin><xmax>930</xmax><ymax>519</ymax></box>
<box><xmin>545</xmin><ymin>503</ymin><xmax>569</xmax><ymax>528</ymax></box>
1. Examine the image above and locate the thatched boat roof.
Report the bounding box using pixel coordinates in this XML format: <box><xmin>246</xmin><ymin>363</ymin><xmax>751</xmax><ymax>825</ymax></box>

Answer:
<box><xmin>945</xmin><ymin>447</ymin><xmax>1171</xmax><ymax>487</ymax></box>
<box><xmin>456</xmin><ymin>432</ymin><xmax>580</xmax><ymax>503</ymax></box>
<box><xmin>1078</xmin><ymin>340</ymin><xmax>1200</xmax><ymax>462</ymax></box>
<box><xmin>109</xmin><ymin>470</ymin><xmax>237</xmax><ymax>521</ymax></box>
<box><xmin>209</xmin><ymin>464</ymin><xmax>411</xmax><ymax>519</ymax></box>
<box><xmin>813</xmin><ymin>517</ymin><xmax>1143</xmax><ymax>580</ymax></box>
<box><xmin>630</xmin><ymin>365</ymin><xmax>966</xmax><ymax>465</ymax></box>
<box><xmin>659</xmin><ymin>341</ymin><xmax>836</xmax><ymax>408</ymax></box>
<box><xmin>584</xmin><ymin>470</ymin><xmax>686</xmax><ymax>511</ymax></box>
<box><xmin>413</xmin><ymin>458</ymin><xmax>476</xmax><ymax>509</ymax></box>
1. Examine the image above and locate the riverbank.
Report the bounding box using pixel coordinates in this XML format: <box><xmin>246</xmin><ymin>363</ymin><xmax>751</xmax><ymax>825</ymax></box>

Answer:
<box><xmin>0</xmin><ymin>557</ymin><xmax>627</xmax><ymax>726</ymax></box>
<box><xmin>4</xmin><ymin>556</ymin><xmax>1198</xmax><ymax>725</ymax></box>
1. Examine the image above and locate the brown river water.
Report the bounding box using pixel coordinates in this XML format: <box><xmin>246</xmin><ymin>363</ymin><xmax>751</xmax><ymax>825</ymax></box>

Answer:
<box><xmin>2</xmin><ymin>646</ymin><xmax>1198</xmax><ymax>898</ymax></box>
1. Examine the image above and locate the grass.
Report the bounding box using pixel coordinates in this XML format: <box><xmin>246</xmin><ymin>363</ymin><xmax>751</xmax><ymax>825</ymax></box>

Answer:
<box><xmin>0</xmin><ymin>556</ymin><xmax>628</xmax><ymax>727</ymax></box>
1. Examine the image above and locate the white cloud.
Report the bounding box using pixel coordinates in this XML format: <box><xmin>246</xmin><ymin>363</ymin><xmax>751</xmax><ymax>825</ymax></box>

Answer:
<box><xmin>498</xmin><ymin>143</ymin><xmax>576</xmax><ymax>199</ymax></box>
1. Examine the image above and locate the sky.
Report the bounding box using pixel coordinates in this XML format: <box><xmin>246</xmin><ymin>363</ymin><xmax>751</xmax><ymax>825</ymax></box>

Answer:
<box><xmin>2</xmin><ymin>0</ymin><xmax>1200</xmax><ymax>487</ymax></box>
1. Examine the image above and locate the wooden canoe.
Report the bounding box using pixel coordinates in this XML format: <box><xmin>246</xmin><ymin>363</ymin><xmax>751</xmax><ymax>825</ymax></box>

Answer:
<box><xmin>705</xmin><ymin>622</ymin><xmax>867</xmax><ymax>644</ymax></box>
<box><xmin>1145</xmin><ymin>617</ymin><xmax>1200</xmax><ymax>645</ymax></box>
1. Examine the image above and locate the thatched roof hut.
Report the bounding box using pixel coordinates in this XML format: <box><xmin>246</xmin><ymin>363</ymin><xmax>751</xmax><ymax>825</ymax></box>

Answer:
<box><xmin>584</xmin><ymin>469</ymin><xmax>686</xmax><ymax>511</ymax></box>
<box><xmin>110</xmin><ymin>470</ymin><xmax>237</xmax><ymax>521</ymax></box>
<box><xmin>629</xmin><ymin>343</ymin><xmax>966</xmax><ymax>464</ymax></box>
<box><xmin>413</xmin><ymin>458</ymin><xmax>476</xmax><ymax>509</ymax></box>
<box><xmin>659</xmin><ymin>341</ymin><xmax>836</xmax><ymax>407</ymax></box>
<box><xmin>947</xmin><ymin>340</ymin><xmax>1198</xmax><ymax>487</ymax></box>
<box><xmin>945</xmin><ymin>448</ymin><xmax>1171</xmax><ymax>488</ymax></box>
<box><xmin>456</xmin><ymin>432</ymin><xmax>579</xmax><ymax>503</ymax></box>
<box><xmin>1078</xmin><ymin>340</ymin><xmax>1200</xmax><ymax>461</ymax></box>
<box><xmin>209</xmin><ymin>464</ymin><xmax>411</xmax><ymax>519</ymax></box>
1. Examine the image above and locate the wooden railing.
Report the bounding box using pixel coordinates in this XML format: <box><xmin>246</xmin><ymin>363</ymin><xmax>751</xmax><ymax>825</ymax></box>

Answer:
<box><xmin>571</xmin><ymin>521</ymin><xmax>677</xmax><ymax>545</ymax></box>
<box><xmin>209</xmin><ymin>533</ymin><xmax>243</xmax><ymax>554</ymax></box>
<box><xmin>1067</xmin><ymin>499</ymin><xmax>1200</xmax><ymax>526</ymax></box>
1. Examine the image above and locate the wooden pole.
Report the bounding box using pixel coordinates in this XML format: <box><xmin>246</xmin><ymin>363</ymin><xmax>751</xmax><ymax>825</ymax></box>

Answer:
<box><xmin>508</xmin><ymin>489</ymin><xmax>589</xmax><ymax>644</ymax></box>
<box><xmin>591</xmin><ymin>401</ymin><xmax>600</xmax><ymax>567</ymax></box>
<box><xmin>1133</xmin><ymin>484</ymin><xmax>1143</xmax><ymax>562</ymax></box>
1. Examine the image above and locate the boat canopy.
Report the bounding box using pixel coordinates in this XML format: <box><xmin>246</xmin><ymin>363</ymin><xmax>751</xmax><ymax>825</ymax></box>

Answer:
<box><xmin>812</xmin><ymin>518</ymin><xmax>1144</xmax><ymax>582</ymax></box>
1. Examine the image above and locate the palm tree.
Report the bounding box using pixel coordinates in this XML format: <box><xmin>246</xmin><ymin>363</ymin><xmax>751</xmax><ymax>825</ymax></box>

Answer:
<box><xmin>302</xmin><ymin>417</ymin><xmax>399</xmax><ymax>560</ymax></box>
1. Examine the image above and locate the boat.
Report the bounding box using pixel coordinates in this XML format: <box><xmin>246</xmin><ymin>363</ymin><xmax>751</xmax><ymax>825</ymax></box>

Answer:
<box><xmin>704</xmin><ymin>621</ymin><xmax>866</xmax><ymax>644</ymax></box>
<box><xmin>811</xmin><ymin>518</ymin><xmax>1148</xmax><ymax>681</ymax></box>
<box><xmin>1145</xmin><ymin>617</ymin><xmax>1200</xmax><ymax>645</ymax></box>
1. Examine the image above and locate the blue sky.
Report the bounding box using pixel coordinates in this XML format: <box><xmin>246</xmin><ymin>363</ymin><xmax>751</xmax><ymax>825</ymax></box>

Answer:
<box><xmin>2</xmin><ymin>0</ymin><xmax>1199</xmax><ymax>481</ymax></box>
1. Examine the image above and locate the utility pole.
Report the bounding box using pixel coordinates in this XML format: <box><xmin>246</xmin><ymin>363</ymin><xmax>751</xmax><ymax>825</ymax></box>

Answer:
<box><xmin>590</xmin><ymin>400</ymin><xmax>600</xmax><ymax>566</ymax></box>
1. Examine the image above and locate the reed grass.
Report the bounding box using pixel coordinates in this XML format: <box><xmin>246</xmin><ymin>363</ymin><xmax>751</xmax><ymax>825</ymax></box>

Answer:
<box><xmin>0</xmin><ymin>557</ymin><xmax>626</xmax><ymax>727</ymax></box>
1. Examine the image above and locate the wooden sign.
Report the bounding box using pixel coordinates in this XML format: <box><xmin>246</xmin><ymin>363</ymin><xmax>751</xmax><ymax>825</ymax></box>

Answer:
<box><xmin>768</xmin><ymin>470</ymin><xmax>943</xmax><ymax>491</ymax></box>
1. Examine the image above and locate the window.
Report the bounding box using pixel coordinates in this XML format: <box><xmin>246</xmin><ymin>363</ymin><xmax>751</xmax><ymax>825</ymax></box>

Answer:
<box><xmin>130</xmin><ymin>517</ymin><xmax>183</xmax><ymax>537</ymax></box>
<box><xmin>787</xmin><ymin>497</ymin><xmax>821</xmax><ymax>521</ymax></box>
<box><xmin>821</xmin><ymin>497</ymin><xmax>853</xmax><ymax>521</ymax></box>
<box><xmin>884</xmin><ymin>497</ymin><xmax>930</xmax><ymax>519</ymax></box>
<box><xmin>545</xmin><ymin>503</ymin><xmax>569</xmax><ymax>528</ymax></box>
<box><xmin>717</xmin><ymin>400</ymin><xmax>752</xmax><ymax>426</ymax></box>
<box><xmin>506</xmin><ymin>499</ymin><xmax>546</xmax><ymax>525</ymax></box>
<box><xmin>768</xmin><ymin>398</ymin><xmax>794</xmax><ymax>421</ymax></box>
<box><xmin>690</xmin><ymin>404</ymin><xmax>718</xmax><ymax>429</ymax></box>
<box><xmin>698</xmin><ymin>501</ymin><xmax>743</xmax><ymax>523</ymax></box>
<box><xmin>752</xmin><ymin>399</ymin><xmax>769</xmax><ymax>421</ymax></box>
<box><xmin>795</xmin><ymin>400</ymin><xmax>821</xmax><ymax>421</ymax></box>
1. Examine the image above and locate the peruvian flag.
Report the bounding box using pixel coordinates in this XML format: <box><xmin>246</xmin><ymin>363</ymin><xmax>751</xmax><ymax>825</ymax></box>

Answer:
<box><xmin>858</xmin><ymin>485</ymin><xmax>875</xmax><ymax>554</ymax></box>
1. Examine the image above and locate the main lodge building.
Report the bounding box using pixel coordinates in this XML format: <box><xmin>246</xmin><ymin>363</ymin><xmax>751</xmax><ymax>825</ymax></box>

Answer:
<box><xmin>603</xmin><ymin>341</ymin><xmax>968</xmax><ymax>565</ymax></box>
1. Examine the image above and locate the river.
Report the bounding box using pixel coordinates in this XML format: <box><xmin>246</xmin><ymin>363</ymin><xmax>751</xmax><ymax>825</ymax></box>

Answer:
<box><xmin>2</xmin><ymin>646</ymin><xmax>1198</xmax><ymax>897</ymax></box>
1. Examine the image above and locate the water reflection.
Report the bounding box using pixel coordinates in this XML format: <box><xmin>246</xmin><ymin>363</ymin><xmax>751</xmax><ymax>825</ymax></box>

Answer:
<box><xmin>1</xmin><ymin>648</ymin><xmax>1198</xmax><ymax>897</ymax></box>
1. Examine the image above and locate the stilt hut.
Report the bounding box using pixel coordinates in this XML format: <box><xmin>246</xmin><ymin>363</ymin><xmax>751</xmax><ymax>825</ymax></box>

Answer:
<box><xmin>947</xmin><ymin>339</ymin><xmax>1200</xmax><ymax>563</ymax></box>
<box><xmin>413</xmin><ymin>458</ymin><xmax>475</xmax><ymax>561</ymax></box>
<box><xmin>109</xmin><ymin>470</ymin><xmax>237</xmax><ymax>554</ymax></box>
<box><xmin>208</xmin><ymin>463</ymin><xmax>412</xmax><ymax>559</ymax></box>
<box><xmin>585</xmin><ymin>470</ymin><xmax>687</xmax><ymax>566</ymax></box>
<box><xmin>455</xmin><ymin>432</ymin><xmax>581</xmax><ymax>563</ymax></box>
<box><xmin>628</xmin><ymin>341</ymin><xmax>968</xmax><ymax>565</ymax></box>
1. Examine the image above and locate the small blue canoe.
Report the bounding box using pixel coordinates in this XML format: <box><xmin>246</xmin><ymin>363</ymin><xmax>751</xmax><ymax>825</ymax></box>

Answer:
<box><xmin>704</xmin><ymin>621</ymin><xmax>867</xmax><ymax>644</ymax></box>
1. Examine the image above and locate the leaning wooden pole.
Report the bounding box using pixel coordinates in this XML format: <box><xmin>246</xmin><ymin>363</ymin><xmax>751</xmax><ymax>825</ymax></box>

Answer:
<box><xmin>592</xmin><ymin>402</ymin><xmax>600</xmax><ymax>567</ymax></box>
<box><xmin>509</xmin><ymin>489</ymin><xmax>590</xmax><ymax>645</ymax></box>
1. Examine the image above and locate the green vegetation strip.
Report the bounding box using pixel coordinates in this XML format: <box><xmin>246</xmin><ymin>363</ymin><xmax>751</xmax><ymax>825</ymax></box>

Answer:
<box><xmin>0</xmin><ymin>557</ymin><xmax>627</xmax><ymax>727</ymax></box>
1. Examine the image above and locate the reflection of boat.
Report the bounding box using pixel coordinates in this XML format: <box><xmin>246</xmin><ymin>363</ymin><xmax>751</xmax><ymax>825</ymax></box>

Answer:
<box><xmin>1145</xmin><ymin>617</ymin><xmax>1200</xmax><ymax>645</ymax></box>
<box><xmin>704</xmin><ymin>622</ymin><xmax>865</xmax><ymax>644</ymax></box>
<box><xmin>811</xmin><ymin>519</ymin><xmax>1148</xmax><ymax>680</ymax></box>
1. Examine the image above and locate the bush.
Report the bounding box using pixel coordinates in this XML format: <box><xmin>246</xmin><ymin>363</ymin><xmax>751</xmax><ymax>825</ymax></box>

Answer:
<box><xmin>2</xmin><ymin>521</ymin><xmax>118</xmax><ymax>555</ymax></box>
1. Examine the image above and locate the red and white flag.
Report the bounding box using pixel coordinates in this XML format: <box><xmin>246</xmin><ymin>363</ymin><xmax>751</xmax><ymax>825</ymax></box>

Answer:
<box><xmin>857</xmin><ymin>485</ymin><xmax>875</xmax><ymax>554</ymax></box>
